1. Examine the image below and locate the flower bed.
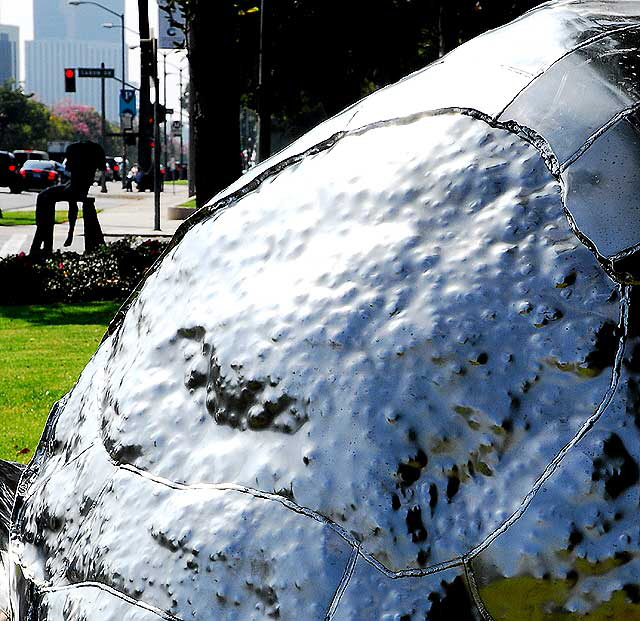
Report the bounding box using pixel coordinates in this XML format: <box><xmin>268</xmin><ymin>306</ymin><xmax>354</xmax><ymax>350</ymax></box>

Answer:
<box><xmin>0</xmin><ymin>238</ymin><xmax>168</xmax><ymax>305</ymax></box>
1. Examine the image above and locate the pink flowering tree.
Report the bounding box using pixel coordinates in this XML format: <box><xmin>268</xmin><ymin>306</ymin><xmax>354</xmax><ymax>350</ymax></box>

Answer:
<box><xmin>52</xmin><ymin>101</ymin><xmax>103</xmax><ymax>142</ymax></box>
<box><xmin>51</xmin><ymin>101</ymin><xmax>122</xmax><ymax>154</ymax></box>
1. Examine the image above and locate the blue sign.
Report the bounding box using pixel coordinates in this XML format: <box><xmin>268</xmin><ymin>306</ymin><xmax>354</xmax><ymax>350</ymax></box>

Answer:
<box><xmin>120</xmin><ymin>89</ymin><xmax>137</xmax><ymax>117</ymax></box>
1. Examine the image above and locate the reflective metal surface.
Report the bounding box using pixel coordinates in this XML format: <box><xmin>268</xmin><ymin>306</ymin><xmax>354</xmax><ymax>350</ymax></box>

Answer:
<box><xmin>6</xmin><ymin>2</ymin><xmax>640</xmax><ymax>620</ymax></box>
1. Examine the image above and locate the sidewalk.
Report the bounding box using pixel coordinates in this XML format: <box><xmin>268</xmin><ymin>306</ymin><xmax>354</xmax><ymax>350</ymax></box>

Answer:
<box><xmin>0</xmin><ymin>182</ymin><xmax>192</xmax><ymax>257</ymax></box>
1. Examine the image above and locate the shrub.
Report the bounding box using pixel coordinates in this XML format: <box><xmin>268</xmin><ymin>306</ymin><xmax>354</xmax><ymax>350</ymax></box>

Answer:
<box><xmin>0</xmin><ymin>237</ymin><xmax>168</xmax><ymax>305</ymax></box>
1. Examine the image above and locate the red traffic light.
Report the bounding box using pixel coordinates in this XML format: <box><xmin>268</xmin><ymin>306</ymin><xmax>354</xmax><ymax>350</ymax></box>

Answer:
<box><xmin>64</xmin><ymin>68</ymin><xmax>76</xmax><ymax>93</ymax></box>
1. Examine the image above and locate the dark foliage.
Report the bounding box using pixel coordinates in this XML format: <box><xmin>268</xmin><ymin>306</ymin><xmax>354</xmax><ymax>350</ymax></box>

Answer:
<box><xmin>161</xmin><ymin>0</ymin><xmax>546</xmax><ymax>196</ymax></box>
<box><xmin>0</xmin><ymin>238</ymin><xmax>167</xmax><ymax>305</ymax></box>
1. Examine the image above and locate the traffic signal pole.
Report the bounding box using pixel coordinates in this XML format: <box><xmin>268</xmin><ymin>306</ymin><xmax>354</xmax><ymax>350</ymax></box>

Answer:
<box><xmin>152</xmin><ymin>39</ymin><xmax>161</xmax><ymax>231</ymax></box>
<box><xmin>138</xmin><ymin>0</ymin><xmax>152</xmax><ymax>174</ymax></box>
<box><xmin>100</xmin><ymin>62</ymin><xmax>106</xmax><ymax>148</ymax></box>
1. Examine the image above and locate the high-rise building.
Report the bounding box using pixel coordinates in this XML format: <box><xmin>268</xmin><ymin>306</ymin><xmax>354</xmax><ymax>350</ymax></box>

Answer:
<box><xmin>0</xmin><ymin>25</ymin><xmax>19</xmax><ymax>86</ymax></box>
<box><xmin>34</xmin><ymin>0</ymin><xmax>124</xmax><ymax>43</ymax></box>
<box><xmin>26</xmin><ymin>40</ymin><xmax>122</xmax><ymax>121</ymax></box>
<box><xmin>27</xmin><ymin>0</ymin><xmax>125</xmax><ymax>122</ymax></box>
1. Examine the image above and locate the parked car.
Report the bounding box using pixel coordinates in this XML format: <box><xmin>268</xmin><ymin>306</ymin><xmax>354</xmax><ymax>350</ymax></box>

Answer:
<box><xmin>18</xmin><ymin>159</ymin><xmax>69</xmax><ymax>191</ymax></box>
<box><xmin>12</xmin><ymin>149</ymin><xmax>49</xmax><ymax>169</ymax></box>
<box><xmin>0</xmin><ymin>151</ymin><xmax>22</xmax><ymax>193</ymax></box>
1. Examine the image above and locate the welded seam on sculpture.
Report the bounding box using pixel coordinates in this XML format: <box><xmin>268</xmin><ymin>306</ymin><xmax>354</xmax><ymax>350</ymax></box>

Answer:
<box><xmin>112</xmin><ymin>459</ymin><xmax>464</xmax><ymax>580</ymax></box>
<box><xmin>494</xmin><ymin>22</ymin><xmax>640</xmax><ymax>122</ymax></box>
<box><xmin>16</xmin><ymin>442</ymin><xmax>96</xmax><ymax>508</ymax></box>
<box><xmin>560</xmin><ymin>101</ymin><xmax>640</xmax><ymax>172</ymax></box>
<box><xmin>40</xmin><ymin>582</ymin><xmax>181</xmax><ymax>621</ymax></box>
<box><xmin>106</xmin><ymin>103</ymin><xmax>567</xmax><ymax>343</ymax></box>
<box><xmin>93</xmin><ymin>107</ymin><xmax>600</xmax><ymax>585</ymax></box>
<box><xmin>323</xmin><ymin>547</ymin><xmax>359</xmax><ymax>621</ymax></box>
<box><xmin>106</xmin><ymin>21</ymin><xmax>640</xmax><ymax>340</ymax></box>
<box><xmin>85</xmin><ymin>102</ymin><xmax>625</xmax><ymax>584</ymax></box>
<box><xmin>464</xmin><ymin>561</ymin><xmax>495</xmax><ymax>621</ymax></box>
<box><xmin>465</xmin><ymin>284</ymin><xmax>630</xmax><ymax>561</ymax></box>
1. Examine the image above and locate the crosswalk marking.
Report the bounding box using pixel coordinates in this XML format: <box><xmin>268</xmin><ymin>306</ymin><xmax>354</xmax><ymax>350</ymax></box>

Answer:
<box><xmin>0</xmin><ymin>233</ymin><xmax>28</xmax><ymax>257</ymax></box>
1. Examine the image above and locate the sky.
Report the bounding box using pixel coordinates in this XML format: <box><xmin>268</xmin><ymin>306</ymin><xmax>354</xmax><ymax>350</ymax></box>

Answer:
<box><xmin>0</xmin><ymin>0</ymin><xmax>187</xmax><ymax>110</ymax></box>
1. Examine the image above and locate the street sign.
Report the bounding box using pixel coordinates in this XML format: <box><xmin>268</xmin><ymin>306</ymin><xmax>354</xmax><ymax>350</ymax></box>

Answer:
<box><xmin>120</xmin><ymin>89</ymin><xmax>137</xmax><ymax>117</ymax></box>
<box><xmin>121</xmin><ymin>113</ymin><xmax>134</xmax><ymax>130</ymax></box>
<box><xmin>158</xmin><ymin>1</ymin><xmax>186</xmax><ymax>49</ymax></box>
<box><xmin>78</xmin><ymin>67</ymin><xmax>115</xmax><ymax>78</ymax></box>
<box><xmin>171</xmin><ymin>120</ymin><xmax>182</xmax><ymax>136</ymax></box>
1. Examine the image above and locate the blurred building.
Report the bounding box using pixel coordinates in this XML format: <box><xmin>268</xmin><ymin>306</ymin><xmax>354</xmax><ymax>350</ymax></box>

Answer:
<box><xmin>0</xmin><ymin>25</ymin><xmax>19</xmax><ymax>87</ymax></box>
<box><xmin>26</xmin><ymin>0</ymin><xmax>125</xmax><ymax>121</ymax></box>
<box><xmin>34</xmin><ymin>0</ymin><xmax>124</xmax><ymax>43</ymax></box>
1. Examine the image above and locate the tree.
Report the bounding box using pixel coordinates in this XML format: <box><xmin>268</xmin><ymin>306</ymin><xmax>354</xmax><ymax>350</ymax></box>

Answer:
<box><xmin>157</xmin><ymin>0</ymin><xmax>546</xmax><ymax>204</ymax></box>
<box><xmin>0</xmin><ymin>83</ymin><xmax>51</xmax><ymax>151</ymax></box>
<box><xmin>161</xmin><ymin>0</ymin><xmax>242</xmax><ymax>207</ymax></box>
<box><xmin>51</xmin><ymin>102</ymin><xmax>122</xmax><ymax>154</ymax></box>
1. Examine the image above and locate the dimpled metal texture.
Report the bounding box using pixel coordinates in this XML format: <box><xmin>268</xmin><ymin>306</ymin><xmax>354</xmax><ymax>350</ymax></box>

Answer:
<box><xmin>8</xmin><ymin>2</ymin><xmax>640</xmax><ymax>621</ymax></box>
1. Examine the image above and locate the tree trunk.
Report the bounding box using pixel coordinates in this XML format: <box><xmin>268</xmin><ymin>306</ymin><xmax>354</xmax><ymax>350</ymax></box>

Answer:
<box><xmin>188</xmin><ymin>0</ymin><xmax>242</xmax><ymax>208</ymax></box>
<box><xmin>257</xmin><ymin>0</ymin><xmax>271</xmax><ymax>162</ymax></box>
<box><xmin>438</xmin><ymin>3</ymin><xmax>458</xmax><ymax>57</ymax></box>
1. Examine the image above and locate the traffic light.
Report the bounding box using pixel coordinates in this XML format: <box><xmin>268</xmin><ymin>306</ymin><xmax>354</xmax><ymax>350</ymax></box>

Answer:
<box><xmin>64</xmin><ymin>68</ymin><xmax>76</xmax><ymax>93</ymax></box>
<box><xmin>157</xmin><ymin>104</ymin><xmax>167</xmax><ymax>125</ymax></box>
<box><xmin>145</xmin><ymin>113</ymin><xmax>155</xmax><ymax>148</ymax></box>
<box><xmin>140</xmin><ymin>38</ymin><xmax>158</xmax><ymax>79</ymax></box>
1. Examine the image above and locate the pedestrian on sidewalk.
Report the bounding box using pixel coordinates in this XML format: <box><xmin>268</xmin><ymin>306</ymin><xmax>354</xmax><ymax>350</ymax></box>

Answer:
<box><xmin>29</xmin><ymin>140</ymin><xmax>106</xmax><ymax>255</ymax></box>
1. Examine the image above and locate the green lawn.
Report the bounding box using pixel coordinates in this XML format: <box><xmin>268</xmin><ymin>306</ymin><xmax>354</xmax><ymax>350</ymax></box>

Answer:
<box><xmin>0</xmin><ymin>210</ymin><xmax>82</xmax><ymax>227</ymax></box>
<box><xmin>166</xmin><ymin>179</ymin><xmax>188</xmax><ymax>186</ymax></box>
<box><xmin>0</xmin><ymin>302</ymin><xmax>119</xmax><ymax>463</ymax></box>
<box><xmin>180</xmin><ymin>197</ymin><xmax>196</xmax><ymax>209</ymax></box>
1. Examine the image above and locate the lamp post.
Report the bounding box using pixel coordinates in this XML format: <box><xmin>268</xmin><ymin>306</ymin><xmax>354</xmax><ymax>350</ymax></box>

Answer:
<box><xmin>68</xmin><ymin>1</ymin><xmax>127</xmax><ymax>184</ymax></box>
<box><xmin>161</xmin><ymin>53</ymin><xmax>186</xmax><ymax>182</ymax></box>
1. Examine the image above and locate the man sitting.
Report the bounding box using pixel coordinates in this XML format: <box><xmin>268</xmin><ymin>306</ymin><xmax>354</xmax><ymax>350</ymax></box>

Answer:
<box><xmin>29</xmin><ymin>140</ymin><xmax>106</xmax><ymax>255</ymax></box>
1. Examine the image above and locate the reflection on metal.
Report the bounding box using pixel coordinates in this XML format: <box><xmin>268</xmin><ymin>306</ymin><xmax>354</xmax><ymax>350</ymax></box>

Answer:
<box><xmin>5</xmin><ymin>1</ymin><xmax>640</xmax><ymax>619</ymax></box>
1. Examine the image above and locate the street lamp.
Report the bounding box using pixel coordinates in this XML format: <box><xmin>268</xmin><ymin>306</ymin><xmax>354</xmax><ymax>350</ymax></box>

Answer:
<box><xmin>68</xmin><ymin>1</ymin><xmax>128</xmax><ymax>184</ymax></box>
<box><xmin>102</xmin><ymin>22</ymin><xmax>139</xmax><ymax>37</ymax></box>
<box><xmin>161</xmin><ymin>53</ymin><xmax>186</xmax><ymax>181</ymax></box>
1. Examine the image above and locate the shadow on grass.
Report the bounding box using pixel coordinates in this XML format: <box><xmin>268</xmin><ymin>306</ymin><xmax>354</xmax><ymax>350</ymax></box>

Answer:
<box><xmin>0</xmin><ymin>301</ymin><xmax>121</xmax><ymax>327</ymax></box>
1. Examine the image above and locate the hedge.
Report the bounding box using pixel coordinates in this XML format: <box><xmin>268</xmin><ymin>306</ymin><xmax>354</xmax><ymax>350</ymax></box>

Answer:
<box><xmin>0</xmin><ymin>237</ymin><xmax>168</xmax><ymax>305</ymax></box>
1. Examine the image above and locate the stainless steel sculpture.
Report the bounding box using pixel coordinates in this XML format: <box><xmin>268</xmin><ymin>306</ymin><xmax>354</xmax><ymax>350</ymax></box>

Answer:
<box><xmin>3</xmin><ymin>1</ymin><xmax>640</xmax><ymax>619</ymax></box>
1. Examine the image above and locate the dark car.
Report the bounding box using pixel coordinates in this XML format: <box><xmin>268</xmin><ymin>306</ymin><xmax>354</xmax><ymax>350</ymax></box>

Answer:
<box><xmin>12</xmin><ymin>149</ymin><xmax>49</xmax><ymax>169</ymax></box>
<box><xmin>0</xmin><ymin>151</ymin><xmax>22</xmax><ymax>193</ymax></box>
<box><xmin>18</xmin><ymin>159</ymin><xmax>69</xmax><ymax>191</ymax></box>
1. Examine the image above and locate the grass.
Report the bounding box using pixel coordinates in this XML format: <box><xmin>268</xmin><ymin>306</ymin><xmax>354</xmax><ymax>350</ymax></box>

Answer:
<box><xmin>0</xmin><ymin>301</ymin><xmax>119</xmax><ymax>463</ymax></box>
<box><xmin>0</xmin><ymin>210</ymin><xmax>83</xmax><ymax>227</ymax></box>
<box><xmin>166</xmin><ymin>179</ymin><xmax>188</xmax><ymax>186</ymax></box>
<box><xmin>179</xmin><ymin>197</ymin><xmax>196</xmax><ymax>209</ymax></box>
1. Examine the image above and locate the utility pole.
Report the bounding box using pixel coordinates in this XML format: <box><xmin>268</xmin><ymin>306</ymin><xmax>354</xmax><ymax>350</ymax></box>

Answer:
<box><xmin>257</xmin><ymin>0</ymin><xmax>271</xmax><ymax>162</ymax></box>
<box><xmin>163</xmin><ymin>53</ymin><xmax>168</xmax><ymax>179</ymax></box>
<box><xmin>138</xmin><ymin>0</ymin><xmax>152</xmax><ymax>175</ymax></box>
<box><xmin>152</xmin><ymin>38</ymin><xmax>161</xmax><ymax>230</ymax></box>
<box><xmin>100</xmin><ymin>62</ymin><xmax>106</xmax><ymax>147</ymax></box>
<box><xmin>178</xmin><ymin>65</ymin><xmax>184</xmax><ymax>174</ymax></box>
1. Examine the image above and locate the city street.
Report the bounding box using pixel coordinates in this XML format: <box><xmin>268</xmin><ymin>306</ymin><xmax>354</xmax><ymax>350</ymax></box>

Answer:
<box><xmin>0</xmin><ymin>181</ymin><xmax>189</xmax><ymax>256</ymax></box>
